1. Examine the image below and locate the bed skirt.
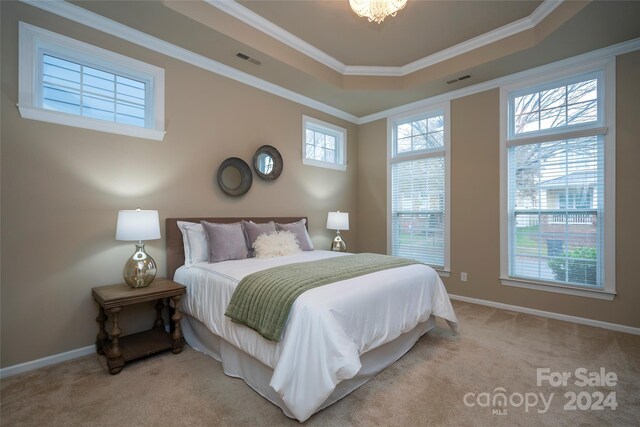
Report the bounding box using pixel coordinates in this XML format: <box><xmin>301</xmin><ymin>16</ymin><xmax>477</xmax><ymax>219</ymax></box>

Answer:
<box><xmin>181</xmin><ymin>314</ymin><xmax>436</xmax><ymax>420</ymax></box>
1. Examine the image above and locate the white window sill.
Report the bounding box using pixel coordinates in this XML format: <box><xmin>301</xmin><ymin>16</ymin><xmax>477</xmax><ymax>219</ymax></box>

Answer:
<box><xmin>302</xmin><ymin>158</ymin><xmax>347</xmax><ymax>171</ymax></box>
<box><xmin>18</xmin><ymin>105</ymin><xmax>166</xmax><ymax>141</ymax></box>
<box><xmin>500</xmin><ymin>277</ymin><xmax>615</xmax><ymax>301</ymax></box>
<box><xmin>436</xmin><ymin>269</ymin><xmax>450</xmax><ymax>278</ymax></box>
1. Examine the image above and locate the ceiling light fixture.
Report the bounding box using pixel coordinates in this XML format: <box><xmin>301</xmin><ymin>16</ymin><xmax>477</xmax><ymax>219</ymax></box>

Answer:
<box><xmin>349</xmin><ymin>0</ymin><xmax>407</xmax><ymax>24</ymax></box>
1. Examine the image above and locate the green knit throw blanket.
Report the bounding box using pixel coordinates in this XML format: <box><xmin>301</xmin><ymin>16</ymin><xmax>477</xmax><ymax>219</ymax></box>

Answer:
<box><xmin>225</xmin><ymin>253</ymin><xmax>419</xmax><ymax>342</ymax></box>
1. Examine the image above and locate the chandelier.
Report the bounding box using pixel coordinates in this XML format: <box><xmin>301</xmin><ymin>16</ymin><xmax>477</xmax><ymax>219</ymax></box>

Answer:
<box><xmin>349</xmin><ymin>0</ymin><xmax>408</xmax><ymax>24</ymax></box>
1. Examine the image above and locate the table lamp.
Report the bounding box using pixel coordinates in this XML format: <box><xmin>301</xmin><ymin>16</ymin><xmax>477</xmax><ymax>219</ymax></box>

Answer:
<box><xmin>116</xmin><ymin>209</ymin><xmax>161</xmax><ymax>288</ymax></box>
<box><xmin>326</xmin><ymin>211</ymin><xmax>349</xmax><ymax>252</ymax></box>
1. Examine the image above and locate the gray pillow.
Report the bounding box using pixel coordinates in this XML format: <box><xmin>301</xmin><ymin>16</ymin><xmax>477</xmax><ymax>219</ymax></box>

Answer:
<box><xmin>276</xmin><ymin>219</ymin><xmax>314</xmax><ymax>251</ymax></box>
<box><xmin>201</xmin><ymin>221</ymin><xmax>249</xmax><ymax>263</ymax></box>
<box><xmin>242</xmin><ymin>220</ymin><xmax>277</xmax><ymax>257</ymax></box>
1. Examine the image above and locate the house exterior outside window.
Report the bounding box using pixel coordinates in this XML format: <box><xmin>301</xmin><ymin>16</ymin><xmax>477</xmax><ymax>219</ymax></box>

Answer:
<box><xmin>500</xmin><ymin>60</ymin><xmax>615</xmax><ymax>300</ymax></box>
<box><xmin>388</xmin><ymin>102</ymin><xmax>450</xmax><ymax>274</ymax></box>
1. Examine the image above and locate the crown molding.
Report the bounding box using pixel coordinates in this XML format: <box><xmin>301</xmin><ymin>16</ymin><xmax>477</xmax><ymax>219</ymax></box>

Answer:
<box><xmin>204</xmin><ymin>0</ymin><xmax>348</xmax><ymax>74</ymax></box>
<box><xmin>530</xmin><ymin>0</ymin><xmax>566</xmax><ymax>26</ymax></box>
<box><xmin>207</xmin><ymin>0</ymin><xmax>564</xmax><ymax>77</ymax></box>
<box><xmin>395</xmin><ymin>0</ymin><xmax>563</xmax><ymax>76</ymax></box>
<box><xmin>19</xmin><ymin>0</ymin><xmax>359</xmax><ymax>124</ymax></box>
<box><xmin>342</xmin><ymin>66</ymin><xmax>405</xmax><ymax>77</ymax></box>
<box><xmin>18</xmin><ymin>0</ymin><xmax>640</xmax><ymax>125</ymax></box>
<box><xmin>358</xmin><ymin>36</ymin><xmax>640</xmax><ymax>123</ymax></box>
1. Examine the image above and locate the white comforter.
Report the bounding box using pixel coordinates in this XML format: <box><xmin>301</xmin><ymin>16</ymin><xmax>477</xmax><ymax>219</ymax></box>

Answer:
<box><xmin>175</xmin><ymin>250</ymin><xmax>458</xmax><ymax>421</ymax></box>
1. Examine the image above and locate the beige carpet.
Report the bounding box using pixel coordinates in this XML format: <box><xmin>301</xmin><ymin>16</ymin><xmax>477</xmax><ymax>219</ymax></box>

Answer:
<box><xmin>2</xmin><ymin>300</ymin><xmax>639</xmax><ymax>426</ymax></box>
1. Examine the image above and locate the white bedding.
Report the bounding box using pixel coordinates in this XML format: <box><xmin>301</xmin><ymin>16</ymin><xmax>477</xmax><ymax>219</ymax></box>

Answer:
<box><xmin>174</xmin><ymin>250</ymin><xmax>458</xmax><ymax>421</ymax></box>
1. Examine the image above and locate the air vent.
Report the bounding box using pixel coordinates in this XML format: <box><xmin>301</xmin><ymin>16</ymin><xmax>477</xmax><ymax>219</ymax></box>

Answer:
<box><xmin>446</xmin><ymin>74</ymin><xmax>471</xmax><ymax>84</ymax></box>
<box><xmin>236</xmin><ymin>52</ymin><xmax>261</xmax><ymax>65</ymax></box>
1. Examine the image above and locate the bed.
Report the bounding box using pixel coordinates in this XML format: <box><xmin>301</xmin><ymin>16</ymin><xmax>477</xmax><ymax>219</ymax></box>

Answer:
<box><xmin>166</xmin><ymin>217</ymin><xmax>458</xmax><ymax>422</ymax></box>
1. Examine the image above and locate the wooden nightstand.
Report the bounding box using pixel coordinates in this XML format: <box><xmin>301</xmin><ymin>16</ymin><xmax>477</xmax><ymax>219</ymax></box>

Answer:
<box><xmin>92</xmin><ymin>278</ymin><xmax>186</xmax><ymax>375</ymax></box>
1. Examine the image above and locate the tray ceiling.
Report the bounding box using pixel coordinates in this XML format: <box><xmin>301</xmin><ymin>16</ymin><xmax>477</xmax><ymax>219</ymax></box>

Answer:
<box><xmin>62</xmin><ymin>0</ymin><xmax>640</xmax><ymax>118</ymax></box>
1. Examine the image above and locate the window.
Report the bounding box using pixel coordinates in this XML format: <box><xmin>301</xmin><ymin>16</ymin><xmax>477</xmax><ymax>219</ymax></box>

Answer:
<box><xmin>509</xmin><ymin>74</ymin><xmax>601</xmax><ymax>137</ymax></box>
<box><xmin>500</xmin><ymin>63</ymin><xmax>615</xmax><ymax>299</ymax></box>
<box><xmin>388</xmin><ymin>103</ymin><xmax>450</xmax><ymax>273</ymax></box>
<box><xmin>302</xmin><ymin>116</ymin><xmax>347</xmax><ymax>170</ymax></box>
<box><xmin>18</xmin><ymin>22</ymin><xmax>165</xmax><ymax>140</ymax></box>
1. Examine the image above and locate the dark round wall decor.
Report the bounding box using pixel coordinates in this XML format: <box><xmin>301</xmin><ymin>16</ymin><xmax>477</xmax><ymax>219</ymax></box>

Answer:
<box><xmin>253</xmin><ymin>145</ymin><xmax>283</xmax><ymax>181</ymax></box>
<box><xmin>217</xmin><ymin>157</ymin><xmax>253</xmax><ymax>196</ymax></box>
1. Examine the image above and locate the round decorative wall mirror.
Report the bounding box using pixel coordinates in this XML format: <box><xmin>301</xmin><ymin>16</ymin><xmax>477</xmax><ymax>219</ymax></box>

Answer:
<box><xmin>253</xmin><ymin>145</ymin><xmax>283</xmax><ymax>181</ymax></box>
<box><xmin>217</xmin><ymin>157</ymin><xmax>252</xmax><ymax>196</ymax></box>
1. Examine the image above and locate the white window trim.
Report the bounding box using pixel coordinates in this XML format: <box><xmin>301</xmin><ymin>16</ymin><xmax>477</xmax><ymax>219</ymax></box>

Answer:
<box><xmin>507</xmin><ymin>70</ymin><xmax>605</xmax><ymax>141</ymax></box>
<box><xmin>499</xmin><ymin>58</ymin><xmax>616</xmax><ymax>300</ymax></box>
<box><xmin>18</xmin><ymin>22</ymin><xmax>165</xmax><ymax>141</ymax></box>
<box><xmin>386</xmin><ymin>101</ymin><xmax>451</xmax><ymax>276</ymax></box>
<box><xmin>302</xmin><ymin>115</ymin><xmax>347</xmax><ymax>171</ymax></box>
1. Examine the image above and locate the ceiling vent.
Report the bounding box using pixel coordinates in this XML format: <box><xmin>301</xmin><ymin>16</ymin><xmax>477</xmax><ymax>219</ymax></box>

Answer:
<box><xmin>236</xmin><ymin>52</ymin><xmax>261</xmax><ymax>65</ymax></box>
<box><xmin>446</xmin><ymin>74</ymin><xmax>471</xmax><ymax>84</ymax></box>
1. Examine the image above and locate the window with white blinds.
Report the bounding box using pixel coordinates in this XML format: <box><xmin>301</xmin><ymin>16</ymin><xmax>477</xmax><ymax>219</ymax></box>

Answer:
<box><xmin>389</xmin><ymin>106</ymin><xmax>449</xmax><ymax>271</ymax></box>
<box><xmin>501</xmin><ymin>66</ymin><xmax>615</xmax><ymax>298</ymax></box>
<box><xmin>18</xmin><ymin>22</ymin><xmax>165</xmax><ymax>140</ymax></box>
<box><xmin>43</xmin><ymin>54</ymin><xmax>147</xmax><ymax>127</ymax></box>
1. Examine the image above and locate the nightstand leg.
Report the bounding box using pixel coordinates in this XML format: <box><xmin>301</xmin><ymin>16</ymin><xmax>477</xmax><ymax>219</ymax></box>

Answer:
<box><xmin>153</xmin><ymin>299</ymin><xmax>165</xmax><ymax>330</ymax></box>
<box><xmin>95</xmin><ymin>306</ymin><xmax>108</xmax><ymax>355</ymax></box>
<box><xmin>170</xmin><ymin>295</ymin><xmax>184</xmax><ymax>354</ymax></box>
<box><xmin>107</xmin><ymin>306</ymin><xmax>125</xmax><ymax>375</ymax></box>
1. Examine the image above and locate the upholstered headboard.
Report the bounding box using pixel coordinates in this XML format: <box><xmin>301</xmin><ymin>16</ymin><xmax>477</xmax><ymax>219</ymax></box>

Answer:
<box><xmin>166</xmin><ymin>217</ymin><xmax>308</xmax><ymax>280</ymax></box>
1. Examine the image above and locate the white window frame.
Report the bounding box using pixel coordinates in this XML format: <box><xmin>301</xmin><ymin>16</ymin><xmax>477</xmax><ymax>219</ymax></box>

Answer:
<box><xmin>302</xmin><ymin>115</ymin><xmax>347</xmax><ymax>171</ymax></box>
<box><xmin>507</xmin><ymin>71</ymin><xmax>605</xmax><ymax>141</ymax></box>
<box><xmin>387</xmin><ymin>101</ymin><xmax>451</xmax><ymax>276</ymax></box>
<box><xmin>499</xmin><ymin>58</ymin><xmax>616</xmax><ymax>300</ymax></box>
<box><xmin>18</xmin><ymin>22</ymin><xmax>165</xmax><ymax>141</ymax></box>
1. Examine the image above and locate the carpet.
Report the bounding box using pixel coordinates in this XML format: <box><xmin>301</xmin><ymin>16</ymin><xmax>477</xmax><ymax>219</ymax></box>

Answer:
<box><xmin>1</xmin><ymin>300</ymin><xmax>639</xmax><ymax>426</ymax></box>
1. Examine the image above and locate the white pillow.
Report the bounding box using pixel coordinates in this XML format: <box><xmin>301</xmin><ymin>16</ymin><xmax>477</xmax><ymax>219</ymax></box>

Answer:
<box><xmin>253</xmin><ymin>231</ymin><xmax>302</xmax><ymax>259</ymax></box>
<box><xmin>177</xmin><ymin>221</ymin><xmax>208</xmax><ymax>267</ymax></box>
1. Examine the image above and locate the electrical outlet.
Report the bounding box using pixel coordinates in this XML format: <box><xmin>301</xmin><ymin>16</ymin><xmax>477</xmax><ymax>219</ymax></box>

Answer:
<box><xmin>461</xmin><ymin>272</ymin><xmax>468</xmax><ymax>282</ymax></box>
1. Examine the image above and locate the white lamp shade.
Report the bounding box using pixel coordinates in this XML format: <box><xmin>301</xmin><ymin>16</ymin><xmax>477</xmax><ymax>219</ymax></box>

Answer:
<box><xmin>326</xmin><ymin>211</ymin><xmax>349</xmax><ymax>231</ymax></box>
<box><xmin>115</xmin><ymin>209</ymin><xmax>161</xmax><ymax>241</ymax></box>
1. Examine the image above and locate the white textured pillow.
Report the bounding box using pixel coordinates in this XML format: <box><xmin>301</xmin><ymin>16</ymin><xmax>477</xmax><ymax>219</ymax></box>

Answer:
<box><xmin>253</xmin><ymin>231</ymin><xmax>302</xmax><ymax>259</ymax></box>
<box><xmin>177</xmin><ymin>221</ymin><xmax>208</xmax><ymax>267</ymax></box>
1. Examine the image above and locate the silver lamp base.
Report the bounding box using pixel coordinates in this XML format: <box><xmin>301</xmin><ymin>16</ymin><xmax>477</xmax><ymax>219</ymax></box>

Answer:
<box><xmin>123</xmin><ymin>242</ymin><xmax>157</xmax><ymax>288</ymax></box>
<box><xmin>331</xmin><ymin>231</ymin><xmax>347</xmax><ymax>252</ymax></box>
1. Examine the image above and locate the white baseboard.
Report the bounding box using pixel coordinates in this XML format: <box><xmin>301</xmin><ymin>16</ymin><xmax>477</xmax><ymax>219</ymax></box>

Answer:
<box><xmin>0</xmin><ymin>345</ymin><xmax>95</xmax><ymax>379</ymax></box>
<box><xmin>2</xmin><ymin>299</ymin><xmax>638</xmax><ymax>379</ymax></box>
<box><xmin>0</xmin><ymin>325</ymin><xmax>173</xmax><ymax>379</ymax></box>
<box><xmin>449</xmin><ymin>294</ymin><xmax>640</xmax><ymax>336</ymax></box>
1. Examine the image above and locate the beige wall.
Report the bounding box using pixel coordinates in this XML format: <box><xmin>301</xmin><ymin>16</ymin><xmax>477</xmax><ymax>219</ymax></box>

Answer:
<box><xmin>2</xmin><ymin>1</ymin><xmax>639</xmax><ymax>370</ymax></box>
<box><xmin>357</xmin><ymin>51</ymin><xmax>640</xmax><ymax>329</ymax></box>
<box><xmin>357</xmin><ymin>119</ymin><xmax>387</xmax><ymax>255</ymax></box>
<box><xmin>0</xmin><ymin>3</ymin><xmax>358</xmax><ymax>367</ymax></box>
